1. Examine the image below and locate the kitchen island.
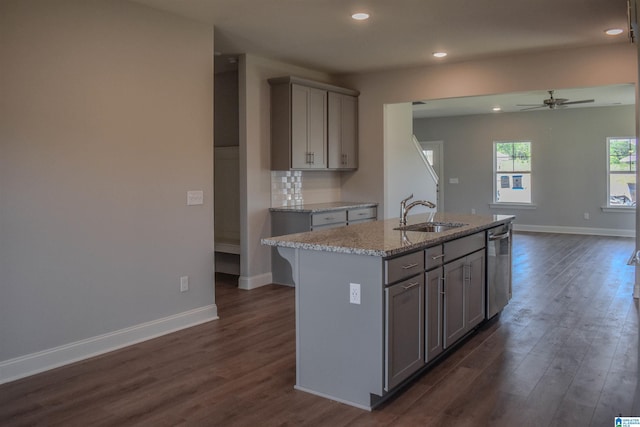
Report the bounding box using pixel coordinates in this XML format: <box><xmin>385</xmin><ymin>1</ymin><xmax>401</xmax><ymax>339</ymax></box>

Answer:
<box><xmin>262</xmin><ymin>212</ymin><xmax>514</xmax><ymax>410</ymax></box>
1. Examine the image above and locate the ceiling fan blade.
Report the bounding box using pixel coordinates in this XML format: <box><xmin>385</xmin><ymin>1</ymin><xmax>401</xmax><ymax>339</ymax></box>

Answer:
<box><xmin>516</xmin><ymin>104</ymin><xmax>545</xmax><ymax>107</ymax></box>
<box><xmin>519</xmin><ymin>105</ymin><xmax>546</xmax><ymax>111</ymax></box>
<box><xmin>559</xmin><ymin>99</ymin><xmax>594</xmax><ymax>105</ymax></box>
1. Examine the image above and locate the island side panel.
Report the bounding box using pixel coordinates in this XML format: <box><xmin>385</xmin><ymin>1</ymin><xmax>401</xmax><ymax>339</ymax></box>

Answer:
<box><xmin>296</xmin><ymin>249</ymin><xmax>384</xmax><ymax>409</ymax></box>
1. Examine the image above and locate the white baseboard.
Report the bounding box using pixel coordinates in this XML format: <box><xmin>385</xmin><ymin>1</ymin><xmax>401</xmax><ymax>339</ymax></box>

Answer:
<box><xmin>238</xmin><ymin>272</ymin><xmax>273</xmax><ymax>290</ymax></box>
<box><xmin>0</xmin><ymin>304</ymin><xmax>218</xmax><ymax>385</ymax></box>
<box><xmin>513</xmin><ymin>224</ymin><xmax>635</xmax><ymax>238</ymax></box>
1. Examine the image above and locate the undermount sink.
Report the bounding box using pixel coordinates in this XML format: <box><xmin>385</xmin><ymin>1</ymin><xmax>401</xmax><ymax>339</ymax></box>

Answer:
<box><xmin>395</xmin><ymin>222</ymin><xmax>467</xmax><ymax>233</ymax></box>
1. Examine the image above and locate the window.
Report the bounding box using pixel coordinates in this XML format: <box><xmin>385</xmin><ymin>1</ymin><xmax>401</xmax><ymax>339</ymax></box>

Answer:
<box><xmin>607</xmin><ymin>137</ymin><xmax>636</xmax><ymax>207</ymax></box>
<box><xmin>494</xmin><ymin>141</ymin><xmax>531</xmax><ymax>204</ymax></box>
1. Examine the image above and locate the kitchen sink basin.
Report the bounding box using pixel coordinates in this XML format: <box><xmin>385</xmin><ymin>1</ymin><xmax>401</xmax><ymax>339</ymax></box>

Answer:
<box><xmin>394</xmin><ymin>222</ymin><xmax>466</xmax><ymax>233</ymax></box>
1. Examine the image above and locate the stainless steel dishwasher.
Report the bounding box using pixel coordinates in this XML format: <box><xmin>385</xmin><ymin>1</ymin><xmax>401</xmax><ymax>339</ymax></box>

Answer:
<box><xmin>486</xmin><ymin>223</ymin><xmax>512</xmax><ymax>319</ymax></box>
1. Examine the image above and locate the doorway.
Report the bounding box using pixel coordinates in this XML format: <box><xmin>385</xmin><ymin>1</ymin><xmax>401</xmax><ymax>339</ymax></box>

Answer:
<box><xmin>419</xmin><ymin>140</ymin><xmax>444</xmax><ymax>210</ymax></box>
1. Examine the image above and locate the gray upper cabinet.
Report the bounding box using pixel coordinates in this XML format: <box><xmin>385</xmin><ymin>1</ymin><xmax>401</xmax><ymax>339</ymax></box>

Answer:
<box><xmin>291</xmin><ymin>84</ymin><xmax>327</xmax><ymax>169</ymax></box>
<box><xmin>269</xmin><ymin>76</ymin><xmax>359</xmax><ymax>171</ymax></box>
<box><xmin>328</xmin><ymin>92</ymin><xmax>358</xmax><ymax>170</ymax></box>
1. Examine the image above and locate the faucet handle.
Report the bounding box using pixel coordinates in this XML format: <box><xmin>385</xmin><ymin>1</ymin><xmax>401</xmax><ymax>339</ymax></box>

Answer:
<box><xmin>401</xmin><ymin>194</ymin><xmax>414</xmax><ymax>205</ymax></box>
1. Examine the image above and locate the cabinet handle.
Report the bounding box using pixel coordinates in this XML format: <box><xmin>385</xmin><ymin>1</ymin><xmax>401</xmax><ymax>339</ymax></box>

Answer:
<box><xmin>357</xmin><ymin>212</ymin><xmax>367</xmax><ymax>216</ymax></box>
<box><xmin>402</xmin><ymin>282</ymin><xmax>420</xmax><ymax>290</ymax></box>
<box><xmin>324</xmin><ymin>216</ymin><xmax>335</xmax><ymax>221</ymax></box>
<box><xmin>401</xmin><ymin>263</ymin><xmax>419</xmax><ymax>270</ymax></box>
<box><xmin>431</xmin><ymin>254</ymin><xmax>445</xmax><ymax>260</ymax></box>
<box><xmin>306</xmin><ymin>152</ymin><xmax>311</xmax><ymax>164</ymax></box>
<box><xmin>464</xmin><ymin>264</ymin><xmax>471</xmax><ymax>282</ymax></box>
<box><xmin>311</xmin><ymin>152</ymin><xmax>315</xmax><ymax>164</ymax></box>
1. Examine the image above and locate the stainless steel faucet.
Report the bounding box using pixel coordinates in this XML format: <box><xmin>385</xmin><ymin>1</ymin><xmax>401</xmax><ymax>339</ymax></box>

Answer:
<box><xmin>399</xmin><ymin>194</ymin><xmax>436</xmax><ymax>226</ymax></box>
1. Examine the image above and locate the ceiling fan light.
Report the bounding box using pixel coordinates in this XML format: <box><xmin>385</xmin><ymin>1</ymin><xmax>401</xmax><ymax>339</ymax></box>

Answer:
<box><xmin>605</xmin><ymin>28</ymin><xmax>624</xmax><ymax>36</ymax></box>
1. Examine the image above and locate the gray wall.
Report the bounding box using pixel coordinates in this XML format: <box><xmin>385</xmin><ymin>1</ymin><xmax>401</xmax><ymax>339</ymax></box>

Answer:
<box><xmin>338</xmin><ymin>44</ymin><xmax>636</xmax><ymax>218</ymax></box>
<box><xmin>214</xmin><ymin>70</ymin><xmax>239</xmax><ymax>148</ymax></box>
<box><xmin>413</xmin><ymin>105</ymin><xmax>635</xmax><ymax>232</ymax></box>
<box><xmin>0</xmin><ymin>0</ymin><xmax>215</xmax><ymax>361</ymax></box>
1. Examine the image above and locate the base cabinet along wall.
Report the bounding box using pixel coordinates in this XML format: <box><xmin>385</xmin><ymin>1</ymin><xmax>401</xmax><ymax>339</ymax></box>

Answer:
<box><xmin>270</xmin><ymin>204</ymin><xmax>377</xmax><ymax>285</ymax></box>
<box><xmin>269</xmin><ymin>76</ymin><xmax>359</xmax><ymax>171</ymax></box>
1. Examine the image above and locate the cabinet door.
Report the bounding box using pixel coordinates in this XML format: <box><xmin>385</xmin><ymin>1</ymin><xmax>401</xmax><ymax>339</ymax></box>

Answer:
<box><xmin>385</xmin><ymin>275</ymin><xmax>425</xmax><ymax>391</ymax></box>
<box><xmin>291</xmin><ymin>84</ymin><xmax>327</xmax><ymax>169</ymax></box>
<box><xmin>328</xmin><ymin>92</ymin><xmax>358</xmax><ymax>169</ymax></box>
<box><xmin>425</xmin><ymin>268</ymin><xmax>443</xmax><ymax>362</ymax></box>
<box><xmin>465</xmin><ymin>250</ymin><xmax>486</xmax><ymax>330</ymax></box>
<box><xmin>443</xmin><ymin>258</ymin><xmax>466</xmax><ymax>348</ymax></box>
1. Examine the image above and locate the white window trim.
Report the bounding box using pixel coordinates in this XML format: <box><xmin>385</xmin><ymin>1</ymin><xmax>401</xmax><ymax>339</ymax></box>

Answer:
<box><xmin>606</xmin><ymin>136</ymin><xmax>636</xmax><ymax>209</ymax></box>
<box><xmin>493</xmin><ymin>141</ymin><xmax>533</xmax><ymax>205</ymax></box>
<box><xmin>601</xmin><ymin>206</ymin><xmax>635</xmax><ymax>213</ymax></box>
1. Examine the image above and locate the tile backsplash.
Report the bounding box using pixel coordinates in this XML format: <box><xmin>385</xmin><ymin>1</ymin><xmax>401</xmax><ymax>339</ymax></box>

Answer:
<box><xmin>271</xmin><ymin>170</ymin><xmax>341</xmax><ymax>207</ymax></box>
<box><xmin>271</xmin><ymin>171</ymin><xmax>303</xmax><ymax>206</ymax></box>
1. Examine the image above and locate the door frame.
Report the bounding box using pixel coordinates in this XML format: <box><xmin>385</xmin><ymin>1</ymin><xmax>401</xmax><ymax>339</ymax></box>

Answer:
<box><xmin>419</xmin><ymin>140</ymin><xmax>445</xmax><ymax>210</ymax></box>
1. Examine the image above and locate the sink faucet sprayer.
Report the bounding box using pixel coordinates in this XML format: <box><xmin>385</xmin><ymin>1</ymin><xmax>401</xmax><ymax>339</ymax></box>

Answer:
<box><xmin>399</xmin><ymin>194</ymin><xmax>436</xmax><ymax>226</ymax></box>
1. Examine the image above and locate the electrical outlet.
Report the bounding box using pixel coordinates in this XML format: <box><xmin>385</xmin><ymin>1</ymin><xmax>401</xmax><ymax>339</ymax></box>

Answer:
<box><xmin>471</xmin><ymin>208</ymin><xmax>476</xmax><ymax>215</ymax></box>
<box><xmin>349</xmin><ymin>283</ymin><xmax>361</xmax><ymax>305</ymax></box>
<box><xmin>180</xmin><ymin>276</ymin><xmax>189</xmax><ymax>292</ymax></box>
<box><xmin>583</xmin><ymin>212</ymin><xmax>590</xmax><ymax>220</ymax></box>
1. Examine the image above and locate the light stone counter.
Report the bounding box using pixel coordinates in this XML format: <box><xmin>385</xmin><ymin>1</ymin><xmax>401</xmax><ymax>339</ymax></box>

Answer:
<box><xmin>268</xmin><ymin>201</ymin><xmax>378</xmax><ymax>213</ymax></box>
<box><xmin>262</xmin><ymin>212</ymin><xmax>515</xmax><ymax>257</ymax></box>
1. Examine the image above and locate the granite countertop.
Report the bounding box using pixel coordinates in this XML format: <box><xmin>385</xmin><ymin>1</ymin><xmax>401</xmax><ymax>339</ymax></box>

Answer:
<box><xmin>269</xmin><ymin>201</ymin><xmax>378</xmax><ymax>213</ymax></box>
<box><xmin>261</xmin><ymin>213</ymin><xmax>515</xmax><ymax>257</ymax></box>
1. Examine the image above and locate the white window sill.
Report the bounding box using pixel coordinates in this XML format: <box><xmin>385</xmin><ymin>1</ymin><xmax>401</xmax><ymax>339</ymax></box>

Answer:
<box><xmin>601</xmin><ymin>206</ymin><xmax>635</xmax><ymax>213</ymax></box>
<box><xmin>489</xmin><ymin>203</ymin><xmax>537</xmax><ymax>210</ymax></box>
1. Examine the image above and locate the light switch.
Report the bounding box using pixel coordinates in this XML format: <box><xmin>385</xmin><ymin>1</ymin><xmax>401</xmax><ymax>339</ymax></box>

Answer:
<box><xmin>187</xmin><ymin>190</ymin><xmax>204</xmax><ymax>206</ymax></box>
<box><xmin>449</xmin><ymin>178</ymin><xmax>459</xmax><ymax>184</ymax></box>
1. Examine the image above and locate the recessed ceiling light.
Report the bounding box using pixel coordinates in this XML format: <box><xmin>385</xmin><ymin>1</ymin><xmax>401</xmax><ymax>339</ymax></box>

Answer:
<box><xmin>605</xmin><ymin>28</ymin><xmax>624</xmax><ymax>36</ymax></box>
<box><xmin>492</xmin><ymin>107</ymin><xmax>502</xmax><ymax>112</ymax></box>
<box><xmin>351</xmin><ymin>12</ymin><xmax>370</xmax><ymax>20</ymax></box>
<box><xmin>433</xmin><ymin>52</ymin><xmax>447</xmax><ymax>58</ymax></box>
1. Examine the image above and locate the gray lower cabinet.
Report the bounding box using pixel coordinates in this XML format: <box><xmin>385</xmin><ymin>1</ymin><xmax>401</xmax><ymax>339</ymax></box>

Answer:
<box><xmin>311</xmin><ymin>210</ymin><xmax>347</xmax><ymax>230</ymax></box>
<box><xmin>385</xmin><ymin>274</ymin><xmax>425</xmax><ymax>391</ymax></box>
<box><xmin>270</xmin><ymin>205</ymin><xmax>377</xmax><ymax>285</ymax></box>
<box><xmin>465</xmin><ymin>250</ymin><xmax>486</xmax><ymax>330</ymax></box>
<box><xmin>443</xmin><ymin>249</ymin><xmax>486</xmax><ymax>349</ymax></box>
<box><xmin>425</xmin><ymin>267</ymin><xmax>444</xmax><ymax>362</ymax></box>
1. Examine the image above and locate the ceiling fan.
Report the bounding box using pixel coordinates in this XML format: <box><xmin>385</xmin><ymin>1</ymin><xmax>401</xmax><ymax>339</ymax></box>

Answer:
<box><xmin>517</xmin><ymin>90</ymin><xmax>594</xmax><ymax>111</ymax></box>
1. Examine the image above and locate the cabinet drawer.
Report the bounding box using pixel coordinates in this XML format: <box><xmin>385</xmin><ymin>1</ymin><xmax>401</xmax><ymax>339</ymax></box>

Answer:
<box><xmin>425</xmin><ymin>245</ymin><xmax>444</xmax><ymax>271</ymax></box>
<box><xmin>311</xmin><ymin>222</ymin><xmax>345</xmax><ymax>231</ymax></box>
<box><xmin>385</xmin><ymin>251</ymin><xmax>424</xmax><ymax>285</ymax></box>
<box><xmin>311</xmin><ymin>210</ymin><xmax>347</xmax><ymax>227</ymax></box>
<box><xmin>444</xmin><ymin>231</ymin><xmax>485</xmax><ymax>263</ymax></box>
<box><xmin>347</xmin><ymin>207</ymin><xmax>377</xmax><ymax>222</ymax></box>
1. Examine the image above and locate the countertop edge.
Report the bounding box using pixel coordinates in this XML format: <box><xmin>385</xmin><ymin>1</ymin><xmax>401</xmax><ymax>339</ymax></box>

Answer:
<box><xmin>269</xmin><ymin>202</ymin><xmax>378</xmax><ymax>213</ymax></box>
<box><xmin>262</xmin><ymin>216</ymin><xmax>514</xmax><ymax>258</ymax></box>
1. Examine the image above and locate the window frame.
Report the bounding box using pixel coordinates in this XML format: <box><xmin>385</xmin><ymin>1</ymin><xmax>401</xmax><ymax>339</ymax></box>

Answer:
<box><xmin>492</xmin><ymin>140</ymin><xmax>533</xmax><ymax>206</ymax></box>
<box><xmin>606</xmin><ymin>136</ymin><xmax>636</xmax><ymax>210</ymax></box>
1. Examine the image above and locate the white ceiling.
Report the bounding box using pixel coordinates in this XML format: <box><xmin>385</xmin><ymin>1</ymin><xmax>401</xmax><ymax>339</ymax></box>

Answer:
<box><xmin>132</xmin><ymin>0</ymin><xmax>629</xmax><ymax>74</ymax></box>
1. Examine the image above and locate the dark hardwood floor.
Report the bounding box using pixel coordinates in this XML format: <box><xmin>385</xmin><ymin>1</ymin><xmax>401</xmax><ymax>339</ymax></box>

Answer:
<box><xmin>1</xmin><ymin>232</ymin><xmax>638</xmax><ymax>426</ymax></box>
